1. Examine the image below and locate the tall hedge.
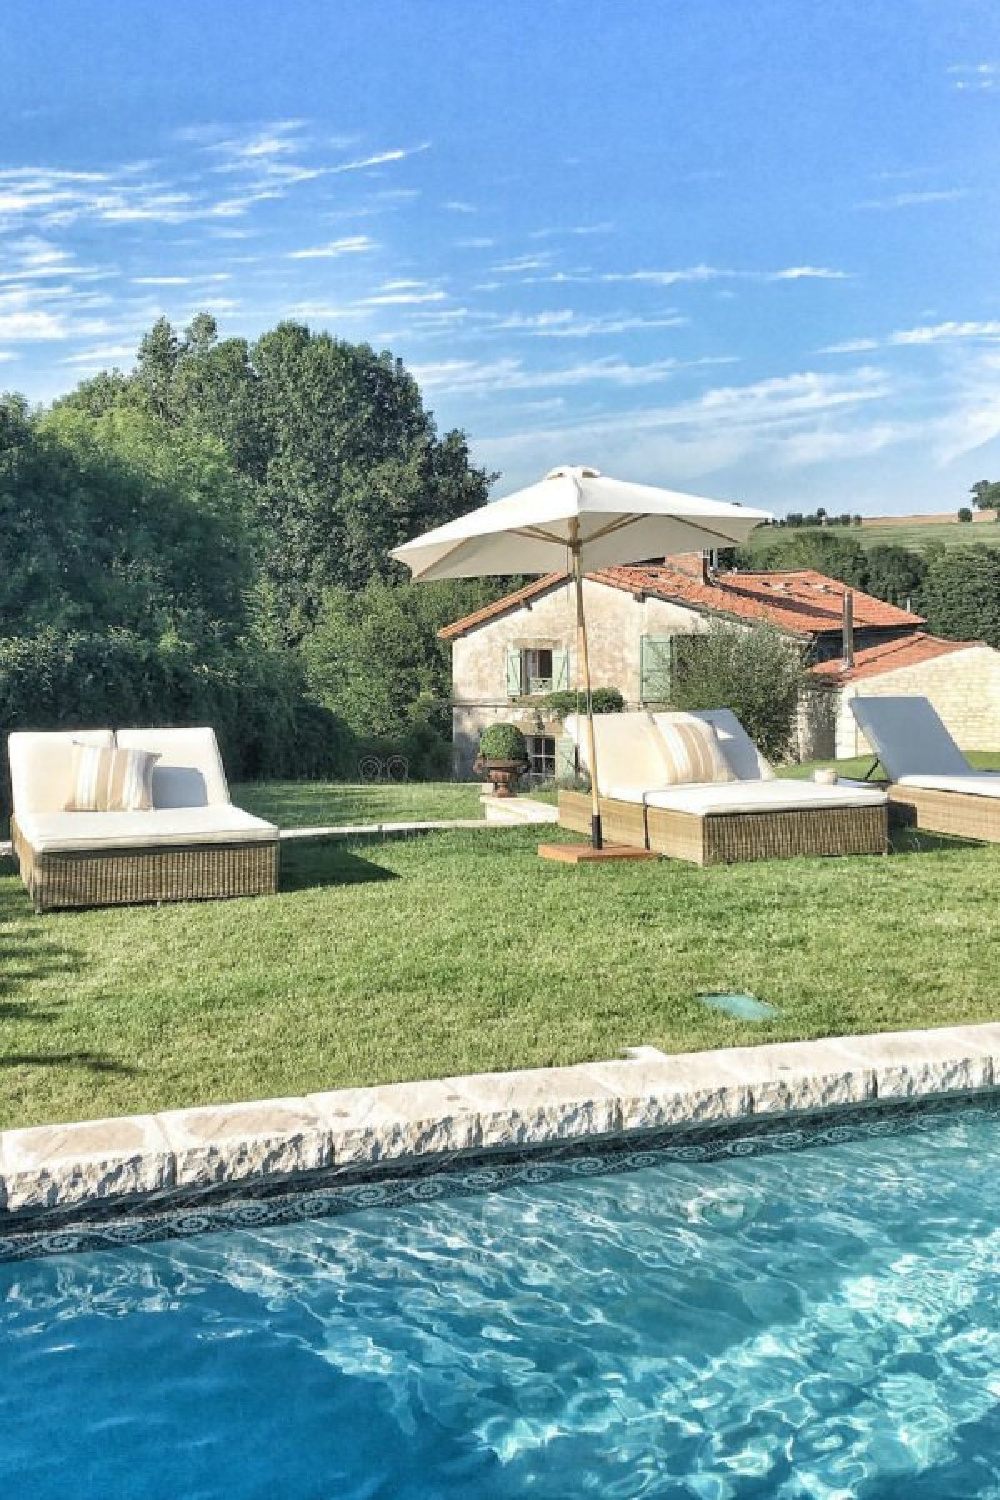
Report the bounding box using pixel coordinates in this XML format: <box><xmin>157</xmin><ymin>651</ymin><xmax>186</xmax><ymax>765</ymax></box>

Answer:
<box><xmin>0</xmin><ymin>631</ymin><xmax>354</xmax><ymax>811</ymax></box>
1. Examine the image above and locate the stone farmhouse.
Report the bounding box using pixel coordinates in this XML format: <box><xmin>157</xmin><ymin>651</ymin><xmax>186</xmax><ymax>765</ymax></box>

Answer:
<box><xmin>439</xmin><ymin>554</ymin><xmax>1000</xmax><ymax>776</ymax></box>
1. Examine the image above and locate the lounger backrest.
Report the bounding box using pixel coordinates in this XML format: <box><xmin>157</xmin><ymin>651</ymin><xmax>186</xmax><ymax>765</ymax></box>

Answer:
<box><xmin>652</xmin><ymin>709</ymin><xmax>774</xmax><ymax>781</ymax></box>
<box><xmin>115</xmin><ymin>727</ymin><xmax>231</xmax><ymax>808</ymax></box>
<box><xmin>564</xmin><ymin>711</ymin><xmax>671</xmax><ymax>797</ymax></box>
<box><xmin>849</xmin><ymin>696</ymin><xmax>969</xmax><ymax>781</ymax></box>
<box><xmin>8</xmin><ymin>729</ymin><xmax>115</xmax><ymax>817</ymax></box>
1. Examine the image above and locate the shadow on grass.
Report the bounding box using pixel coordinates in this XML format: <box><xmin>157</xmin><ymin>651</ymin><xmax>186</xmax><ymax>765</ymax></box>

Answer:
<box><xmin>0</xmin><ymin>1050</ymin><xmax>137</xmax><ymax>1076</ymax></box>
<box><xmin>889</xmin><ymin>827</ymin><xmax>985</xmax><ymax>858</ymax></box>
<box><xmin>280</xmin><ymin>841</ymin><xmax>400</xmax><ymax>892</ymax></box>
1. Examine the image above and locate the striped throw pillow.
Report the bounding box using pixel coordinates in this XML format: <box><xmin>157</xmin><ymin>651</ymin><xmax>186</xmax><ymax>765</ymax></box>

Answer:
<box><xmin>65</xmin><ymin>743</ymin><xmax>158</xmax><ymax>812</ymax></box>
<box><xmin>65</xmin><ymin>741</ymin><xmax>115</xmax><ymax>811</ymax></box>
<box><xmin>655</xmin><ymin>717</ymin><xmax>735</xmax><ymax>786</ymax></box>
<box><xmin>107</xmin><ymin>747</ymin><xmax>158</xmax><ymax>811</ymax></box>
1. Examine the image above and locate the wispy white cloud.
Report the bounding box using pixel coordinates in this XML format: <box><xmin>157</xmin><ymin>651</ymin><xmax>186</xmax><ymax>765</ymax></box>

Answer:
<box><xmin>948</xmin><ymin>62</ymin><xmax>998</xmax><ymax>92</ymax></box>
<box><xmin>491</xmin><ymin>254</ymin><xmax>554</xmax><ymax>275</ymax></box>
<box><xmin>494</xmin><ymin>309</ymin><xmax>689</xmax><ymax>338</ymax></box>
<box><xmin>330</xmin><ymin>143</ymin><xmax>431</xmax><ymax>175</ymax></box>
<box><xmin>59</xmin><ymin>343</ymin><xmax>136</xmax><ymax>366</ymax></box>
<box><xmin>410</xmin><ymin>353</ymin><xmax>684</xmax><ymax>397</ymax></box>
<box><xmin>822</xmin><ymin>319</ymin><xmax>1000</xmax><ymax>354</ymax></box>
<box><xmin>287</xmin><ymin>235</ymin><xmax>377</xmax><ymax>260</ymax></box>
<box><xmin>856</xmin><ymin>188</ymin><xmax>967</xmax><ymax>210</ymax></box>
<box><xmin>528</xmin><ymin>223</ymin><xmax>614</xmax><ymax>240</ymax></box>
<box><xmin>455</xmin><ymin>236</ymin><xmax>495</xmax><ymax>249</ymax></box>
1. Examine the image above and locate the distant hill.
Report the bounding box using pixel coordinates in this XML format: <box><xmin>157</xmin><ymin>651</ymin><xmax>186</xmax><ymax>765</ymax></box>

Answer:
<box><xmin>743</xmin><ymin>516</ymin><xmax>1000</xmax><ymax>555</ymax></box>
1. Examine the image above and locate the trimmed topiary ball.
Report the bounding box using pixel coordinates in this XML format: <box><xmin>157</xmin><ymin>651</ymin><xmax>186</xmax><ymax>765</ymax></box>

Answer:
<box><xmin>479</xmin><ymin>721</ymin><xmax>528</xmax><ymax>763</ymax></box>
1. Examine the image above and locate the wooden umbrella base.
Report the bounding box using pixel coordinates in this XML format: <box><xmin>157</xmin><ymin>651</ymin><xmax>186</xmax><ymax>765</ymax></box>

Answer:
<box><xmin>538</xmin><ymin>842</ymin><xmax>660</xmax><ymax>865</ymax></box>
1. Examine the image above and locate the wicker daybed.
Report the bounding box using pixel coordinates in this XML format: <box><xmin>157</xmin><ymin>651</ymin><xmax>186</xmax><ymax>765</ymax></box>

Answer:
<box><xmin>851</xmin><ymin>695</ymin><xmax>1000</xmax><ymax>843</ymax></box>
<box><xmin>558</xmin><ymin>709</ymin><xmax>889</xmax><ymax>866</ymax></box>
<box><xmin>8</xmin><ymin>728</ymin><xmax>279</xmax><ymax>912</ymax></box>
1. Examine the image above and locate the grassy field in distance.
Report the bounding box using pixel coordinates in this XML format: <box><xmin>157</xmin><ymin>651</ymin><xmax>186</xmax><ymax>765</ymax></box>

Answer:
<box><xmin>742</xmin><ymin>517</ymin><xmax>1000</xmax><ymax>556</ymax></box>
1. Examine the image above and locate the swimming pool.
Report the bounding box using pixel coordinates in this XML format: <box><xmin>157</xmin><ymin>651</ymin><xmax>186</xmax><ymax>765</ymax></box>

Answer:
<box><xmin>1</xmin><ymin>1101</ymin><xmax>998</xmax><ymax>1498</ymax></box>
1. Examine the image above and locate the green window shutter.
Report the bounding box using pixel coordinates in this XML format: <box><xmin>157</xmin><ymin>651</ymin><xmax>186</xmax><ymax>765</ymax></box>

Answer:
<box><xmin>556</xmin><ymin>735</ymin><xmax>576</xmax><ymax>780</ymax></box>
<box><xmin>505</xmin><ymin>647</ymin><xmax>523</xmax><ymax>697</ymax></box>
<box><xmin>640</xmin><ymin>635</ymin><xmax>674</xmax><ymax>704</ymax></box>
<box><xmin>552</xmin><ymin>649</ymin><xmax>570</xmax><ymax>691</ymax></box>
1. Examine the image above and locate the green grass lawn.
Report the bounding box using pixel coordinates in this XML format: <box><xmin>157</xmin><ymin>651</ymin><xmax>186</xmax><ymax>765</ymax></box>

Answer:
<box><xmin>4</xmin><ymin>773</ymin><xmax>1000</xmax><ymax>1129</ymax></box>
<box><xmin>232</xmin><ymin>779</ymin><xmax>484</xmax><ymax>827</ymax></box>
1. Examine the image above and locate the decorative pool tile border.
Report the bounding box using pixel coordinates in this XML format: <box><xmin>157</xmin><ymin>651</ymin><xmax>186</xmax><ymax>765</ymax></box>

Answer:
<box><xmin>2</xmin><ymin>1022</ymin><xmax>1000</xmax><ymax>1260</ymax></box>
<box><xmin>2</xmin><ymin>1090</ymin><xmax>996</xmax><ymax>1263</ymax></box>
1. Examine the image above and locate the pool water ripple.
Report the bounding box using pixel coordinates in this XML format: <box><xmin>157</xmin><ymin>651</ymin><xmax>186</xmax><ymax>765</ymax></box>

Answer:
<box><xmin>1</xmin><ymin>1103</ymin><xmax>1000</xmax><ymax>1497</ymax></box>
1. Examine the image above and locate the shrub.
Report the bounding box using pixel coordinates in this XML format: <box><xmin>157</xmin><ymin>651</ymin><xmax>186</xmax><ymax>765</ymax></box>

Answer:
<box><xmin>478</xmin><ymin>722</ymin><xmax>528</xmax><ymax>763</ymax></box>
<box><xmin>670</xmin><ymin>622</ymin><xmax>807</xmax><ymax>761</ymax></box>
<box><xmin>526</xmin><ymin>686</ymin><xmax>625</xmax><ymax>719</ymax></box>
<box><xmin>958</xmin><ymin>506</ymin><xmax>973</xmax><ymax>523</ymax></box>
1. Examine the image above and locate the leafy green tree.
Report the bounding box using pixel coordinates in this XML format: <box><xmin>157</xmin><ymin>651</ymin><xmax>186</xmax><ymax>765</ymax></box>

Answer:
<box><xmin>862</xmin><ymin>545</ymin><xmax>927</xmax><ymax>609</ymax></box>
<box><xmin>671</xmin><ymin>621</ymin><xmax>807</xmax><ymax>761</ymax></box>
<box><xmin>301</xmin><ymin>578</ymin><xmax>504</xmax><ymax>742</ymax></box>
<box><xmin>958</xmin><ymin>506</ymin><xmax>974</xmax><ymax>523</ymax></box>
<box><xmin>738</xmin><ymin>530</ymin><xmax>869</xmax><ymax>589</ymax></box>
<box><xmin>64</xmin><ymin>316</ymin><xmax>493</xmax><ymax>639</ymax></box>
<box><xmin>970</xmin><ymin>480</ymin><xmax>1000</xmax><ymax>511</ymax></box>
<box><xmin>0</xmin><ymin>397</ymin><xmax>253</xmax><ymax>642</ymax></box>
<box><xmin>920</xmin><ymin>547</ymin><xmax>1000</xmax><ymax>648</ymax></box>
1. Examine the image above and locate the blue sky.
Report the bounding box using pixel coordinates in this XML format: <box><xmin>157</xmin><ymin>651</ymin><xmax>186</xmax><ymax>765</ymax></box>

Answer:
<box><xmin>3</xmin><ymin>0</ymin><xmax>1000</xmax><ymax>514</ymax></box>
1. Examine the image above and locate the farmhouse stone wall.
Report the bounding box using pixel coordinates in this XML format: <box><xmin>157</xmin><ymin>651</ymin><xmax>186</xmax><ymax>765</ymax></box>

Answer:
<box><xmin>449</xmin><ymin>578</ymin><xmax>706</xmax><ymax>776</ymax></box>
<box><xmin>834</xmin><ymin>646</ymin><xmax>1000</xmax><ymax>758</ymax></box>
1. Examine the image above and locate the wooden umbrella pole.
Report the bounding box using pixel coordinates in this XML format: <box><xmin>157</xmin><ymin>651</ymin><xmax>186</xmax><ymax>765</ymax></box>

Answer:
<box><xmin>571</xmin><ymin>534</ymin><xmax>602</xmax><ymax>849</ymax></box>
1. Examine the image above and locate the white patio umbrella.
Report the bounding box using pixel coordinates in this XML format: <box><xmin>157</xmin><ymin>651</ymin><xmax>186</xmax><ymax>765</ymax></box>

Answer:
<box><xmin>391</xmin><ymin>465</ymin><xmax>771</xmax><ymax>849</ymax></box>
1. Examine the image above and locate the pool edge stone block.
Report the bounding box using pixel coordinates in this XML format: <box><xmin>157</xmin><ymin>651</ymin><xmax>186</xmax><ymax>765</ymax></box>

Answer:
<box><xmin>157</xmin><ymin>1098</ymin><xmax>332</xmax><ymax>1188</ymax></box>
<box><xmin>581</xmin><ymin>1056</ymin><xmax>750</xmax><ymax>1132</ymax></box>
<box><xmin>0</xmin><ymin>1115</ymin><xmax>175</xmax><ymax>1213</ymax></box>
<box><xmin>859</xmin><ymin>1026</ymin><xmax>997</xmax><ymax>1101</ymax></box>
<box><xmin>706</xmin><ymin>1039</ymin><xmax>875</xmax><ymax>1117</ymax></box>
<box><xmin>308</xmin><ymin>1080</ymin><xmax>481</xmax><ymax>1167</ymax></box>
<box><xmin>445</xmin><ymin>1066</ymin><xmax>622</xmax><ymax>1148</ymax></box>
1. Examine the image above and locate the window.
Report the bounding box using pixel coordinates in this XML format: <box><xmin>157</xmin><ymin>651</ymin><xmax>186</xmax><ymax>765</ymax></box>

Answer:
<box><xmin>525</xmin><ymin>735</ymin><xmax>556</xmax><ymax>778</ymax></box>
<box><xmin>505</xmin><ymin>646</ymin><xmax>570</xmax><ymax>697</ymax></box>
<box><xmin>525</xmin><ymin>735</ymin><xmax>577</xmax><ymax>784</ymax></box>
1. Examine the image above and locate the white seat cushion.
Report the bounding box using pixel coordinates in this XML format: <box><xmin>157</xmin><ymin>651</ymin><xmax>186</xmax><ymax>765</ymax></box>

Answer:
<box><xmin>9</xmin><ymin>730</ymin><xmax>115</xmax><ymax>818</ymax></box>
<box><xmin>565</xmin><ymin>711</ymin><xmax>672</xmax><ymax>798</ymax></box>
<box><xmin>897</xmin><ymin>773</ymin><xmax>1000</xmax><ymax>799</ymax></box>
<box><xmin>115</xmin><ymin>727</ymin><xmax>231</xmax><ymax>808</ymax></box>
<box><xmin>16</xmin><ymin>805</ymin><xmax>277</xmax><ymax>854</ymax></box>
<box><xmin>644</xmin><ymin>779</ymin><xmax>887</xmax><ymax>817</ymax></box>
<box><xmin>850</xmin><ymin>696</ymin><xmax>970</xmax><ymax>782</ymax></box>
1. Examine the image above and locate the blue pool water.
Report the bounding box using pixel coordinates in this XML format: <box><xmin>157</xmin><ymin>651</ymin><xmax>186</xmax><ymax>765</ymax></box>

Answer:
<box><xmin>2</xmin><ymin>1105</ymin><xmax>1000</xmax><ymax>1498</ymax></box>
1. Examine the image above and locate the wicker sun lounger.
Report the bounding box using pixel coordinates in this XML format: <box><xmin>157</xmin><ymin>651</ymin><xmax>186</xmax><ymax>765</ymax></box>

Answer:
<box><xmin>559</xmin><ymin>709</ymin><xmax>888</xmax><ymax>865</ymax></box>
<box><xmin>8</xmin><ymin>727</ymin><xmax>279</xmax><ymax>912</ymax></box>
<box><xmin>851</xmin><ymin>695</ymin><xmax>1000</xmax><ymax>843</ymax></box>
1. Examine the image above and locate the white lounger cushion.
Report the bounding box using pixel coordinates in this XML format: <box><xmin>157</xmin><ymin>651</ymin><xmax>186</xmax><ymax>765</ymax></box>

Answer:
<box><xmin>644</xmin><ymin>779</ymin><xmax>887</xmax><ymax>817</ymax></box>
<box><xmin>116</xmin><ymin>727</ymin><xmax>230</xmax><ymax>808</ymax></box>
<box><xmin>565</xmin><ymin>711</ymin><xmax>672</xmax><ymax>798</ymax></box>
<box><xmin>897</xmin><ymin>773</ymin><xmax>1000</xmax><ymax>798</ymax></box>
<box><xmin>9</xmin><ymin>729</ymin><xmax>114</xmax><ymax>817</ymax></box>
<box><xmin>850</xmin><ymin>696</ymin><xmax>970</xmax><ymax>782</ymax></box>
<box><xmin>16</xmin><ymin>805</ymin><xmax>277</xmax><ymax>855</ymax></box>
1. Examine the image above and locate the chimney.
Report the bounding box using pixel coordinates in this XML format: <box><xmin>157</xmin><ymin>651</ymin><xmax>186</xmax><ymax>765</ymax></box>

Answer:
<box><xmin>842</xmin><ymin>589</ymin><xmax>854</xmax><ymax>668</ymax></box>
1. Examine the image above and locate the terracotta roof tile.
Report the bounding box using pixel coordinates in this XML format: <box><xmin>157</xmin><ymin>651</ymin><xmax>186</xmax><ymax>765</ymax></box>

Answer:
<box><xmin>810</xmin><ymin>632</ymin><xmax>975</xmax><ymax>683</ymax></box>
<box><xmin>438</xmin><ymin>562</ymin><xmax>924</xmax><ymax>639</ymax></box>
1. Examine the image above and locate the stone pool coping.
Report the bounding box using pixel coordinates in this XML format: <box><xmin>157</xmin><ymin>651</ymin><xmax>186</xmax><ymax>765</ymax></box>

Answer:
<box><xmin>2</xmin><ymin>1021</ymin><xmax>1000</xmax><ymax>1222</ymax></box>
